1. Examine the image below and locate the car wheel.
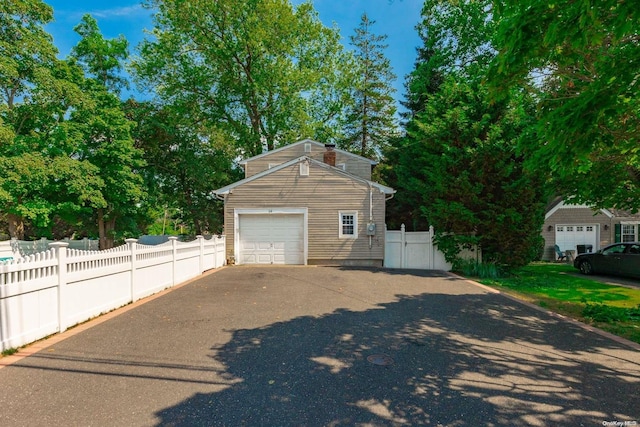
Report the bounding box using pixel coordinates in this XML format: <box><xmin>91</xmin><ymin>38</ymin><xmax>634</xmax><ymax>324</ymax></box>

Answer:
<box><xmin>579</xmin><ymin>260</ymin><xmax>593</xmax><ymax>275</ymax></box>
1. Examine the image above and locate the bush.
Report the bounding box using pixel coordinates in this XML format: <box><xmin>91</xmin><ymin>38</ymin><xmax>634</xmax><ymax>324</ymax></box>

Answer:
<box><xmin>455</xmin><ymin>259</ymin><xmax>503</xmax><ymax>279</ymax></box>
<box><xmin>582</xmin><ymin>303</ymin><xmax>640</xmax><ymax>323</ymax></box>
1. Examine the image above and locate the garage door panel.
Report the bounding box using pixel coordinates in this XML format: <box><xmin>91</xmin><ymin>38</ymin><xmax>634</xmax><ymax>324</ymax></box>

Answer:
<box><xmin>556</xmin><ymin>224</ymin><xmax>597</xmax><ymax>253</ymax></box>
<box><xmin>238</xmin><ymin>213</ymin><xmax>305</xmax><ymax>265</ymax></box>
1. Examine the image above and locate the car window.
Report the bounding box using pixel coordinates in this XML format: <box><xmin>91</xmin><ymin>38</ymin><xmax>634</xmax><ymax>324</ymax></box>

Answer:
<box><xmin>627</xmin><ymin>244</ymin><xmax>640</xmax><ymax>254</ymax></box>
<box><xmin>603</xmin><ymin>244</ymin><xmax>627</xmax><ymax>255</ymax></box>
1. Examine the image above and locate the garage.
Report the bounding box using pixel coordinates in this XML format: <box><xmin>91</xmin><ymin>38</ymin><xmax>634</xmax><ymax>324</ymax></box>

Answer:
<box><xmin>555</xmin><ymin>224</ymin><xmax>598</xmax><ymax>254</ymax></box>
<box><xmin>237</xmin><ymin>212</ymin><xmax>306</xmax><ymax>265</ymax></box>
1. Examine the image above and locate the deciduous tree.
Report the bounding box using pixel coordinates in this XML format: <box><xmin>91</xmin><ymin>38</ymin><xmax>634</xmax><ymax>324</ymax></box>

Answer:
<box><xmin>489</xmin><ymin>0</ymin><xmax>640</xmax><ymax>211</ymax></box>
<box><xmin>133</xmin><ymin>0</ymin><xmax>352</xmax><ymax>157</ymax></box>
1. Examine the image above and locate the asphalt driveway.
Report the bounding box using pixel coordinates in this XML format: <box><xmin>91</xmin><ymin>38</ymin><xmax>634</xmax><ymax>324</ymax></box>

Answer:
<box><xmin>1</xmin><ymin>266</ymin><xmax>639</xmax><ymax>426</ymax></box>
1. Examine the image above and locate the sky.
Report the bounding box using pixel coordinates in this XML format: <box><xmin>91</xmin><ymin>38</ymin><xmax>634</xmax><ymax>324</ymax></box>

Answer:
<box><xmin>43</xmin><ymin>0</ymin><xmax>424</xmax><ymax>105</ymax></box>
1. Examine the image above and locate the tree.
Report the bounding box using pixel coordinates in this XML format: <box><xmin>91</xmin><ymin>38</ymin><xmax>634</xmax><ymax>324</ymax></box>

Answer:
<box><xmin>382</xmin><ymin>0</ymin><xmax>548</xmax><ymax>269</ymax></box>
<box><xmin>341</xmin><ymin>13</ymin><xmax>398</xmax><ymax>159</ymax></box>
<box><xmin>397</xmin><ymin>73</ymin><xmax>546</xmax><ymax>268</ymax></box>
<box><xmin>0</xmin><ymin>1</ymin><xmax>105</xmax><ymax>239</ymax></box>
<box><xmin>133</xmin><ymin>0</ymin><xmax>353</xmax><ymax>157</ymax></box>
<box><xmin>125</xmin><ymin>100</ymin><xmax>241</xmax><ymax>236</ymax></box>
<box><xmin>70</xmin><ymin>15</ymin><xmax>146</xmax><ymax>248</ymax></box>
<box><xmin>488</xmin><ymin>0</ymin><xmax>640</xmax><ymax>211</ymax></box>
<box><xmin>71</xmin><ymin>14</ymin><xmax>129</xmax><ymax>93</ymax></box>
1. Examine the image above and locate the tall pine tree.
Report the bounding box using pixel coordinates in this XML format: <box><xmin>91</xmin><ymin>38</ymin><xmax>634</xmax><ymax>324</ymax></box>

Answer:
<box><xmin>341</xmin><ymin>13</ymin><xmax>398</xmax><ymax>159</ymax></box>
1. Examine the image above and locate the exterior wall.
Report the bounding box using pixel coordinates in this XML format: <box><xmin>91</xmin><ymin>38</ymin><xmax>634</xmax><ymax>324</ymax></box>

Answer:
<box><xmin>244</xmin><ymin>141</ymin><xmax>373</xmax><ymax>180</ymax></box>
<box><xmin>542</xmin><ymin>207</ymin><xmax>613</xmax><ymax>261</ymax></box>
<box><xmin>224</xmin><ymin>161</ymin><xmax>386</xmax><ymax>264</ymax></box>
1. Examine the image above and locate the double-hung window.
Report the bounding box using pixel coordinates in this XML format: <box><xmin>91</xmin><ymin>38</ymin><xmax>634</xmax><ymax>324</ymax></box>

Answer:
<box><xmin>339</xmin><ymin>211</ymin><xmax>358</xmax><ymax>238</ymax></box>
<box><xmin>622</xmin><ymin>224</ymin><xmax>637</xmax><ymax>242</ymax></box>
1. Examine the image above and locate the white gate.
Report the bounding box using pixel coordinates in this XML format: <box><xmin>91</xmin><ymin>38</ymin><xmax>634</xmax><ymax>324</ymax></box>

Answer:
<box><xmin>384</xmin><ymin>225</ymin><xmax>451</xmax><ymax>270</ymax></box>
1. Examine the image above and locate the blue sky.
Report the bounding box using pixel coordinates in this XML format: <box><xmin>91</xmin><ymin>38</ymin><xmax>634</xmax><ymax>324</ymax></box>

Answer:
<box><xmin>44</xmin><ymin>0</ymin><xmax>424</xmax><ymax>103</ymax></box>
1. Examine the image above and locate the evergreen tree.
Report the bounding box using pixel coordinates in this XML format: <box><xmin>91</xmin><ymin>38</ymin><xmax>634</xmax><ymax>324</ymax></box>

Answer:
<box><xmin>342</xmin><ymin>13</ymin><xmax>398</xmax><ymax>159</ymax></box>
<box><xmin>381</xmin><ymin>0</ymin><xmax>548</xmax><ymax>269</ymax></box>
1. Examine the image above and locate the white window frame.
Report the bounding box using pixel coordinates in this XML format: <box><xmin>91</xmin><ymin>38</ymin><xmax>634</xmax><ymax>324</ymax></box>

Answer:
<box><xmin>622</xmin><ymin>223</ymin><xmax>637</xmax><ymax>242</ymax></box>
<box><xmin>339</xmin><ymin>211</ymin><xmax>358</xmax><ymax>239</ymax></box>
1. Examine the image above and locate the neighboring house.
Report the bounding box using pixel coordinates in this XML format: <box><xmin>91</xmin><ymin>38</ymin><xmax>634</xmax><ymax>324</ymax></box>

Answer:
<box><xmin>542</xmin><ymin>199</ymin><xmax>640</xmax><ymax>261</ymax></box>
<box><xmin>213</xmin><ymin>139</ymin><xmax>395</xmax><ymax>266</ymax></box>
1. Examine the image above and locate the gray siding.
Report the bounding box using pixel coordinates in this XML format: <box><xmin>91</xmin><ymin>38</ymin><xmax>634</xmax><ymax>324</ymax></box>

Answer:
<box><xmin>224</xmin><ymin>161</ymin><xmax>386</xmax><ymax>264</ymax></box>
<box><xmin>244</xmin><ymin>141</ymin><xmax>372</xmax><ymax>180</ymax></box>
<box><xmin>541</xmin><ymin>207</ymin><xmax>612</xmax><ymax>261</ymax></box>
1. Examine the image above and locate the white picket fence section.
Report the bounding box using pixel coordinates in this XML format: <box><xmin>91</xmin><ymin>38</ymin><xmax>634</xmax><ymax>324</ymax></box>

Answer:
<box><xmin>384</xmin><ymin>225</ymin><xmax>452</xmax><ymax>270</ymax></box>
<box><xmin>0</xmin><ymin>235</ymin><xmax>225</xmax><ymax>352</ymax></box>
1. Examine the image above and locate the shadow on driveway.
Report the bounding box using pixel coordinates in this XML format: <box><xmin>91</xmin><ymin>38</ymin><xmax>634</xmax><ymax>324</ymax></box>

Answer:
<box><xmin>155</xmin><ymin>269</ymin><xmax>640</xmax><ymax>426</ymax></box>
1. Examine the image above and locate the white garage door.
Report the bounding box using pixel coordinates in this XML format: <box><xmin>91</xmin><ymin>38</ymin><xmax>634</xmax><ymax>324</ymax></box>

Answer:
<box><xmin>238</xmin><ymin>214</ymin><xmax>305</xmax><ymax>264</ymax></box>
<box><xmin>556</xmin><ymin>224</ymin><xmax>598</xmax><ymax>253</ymax></box>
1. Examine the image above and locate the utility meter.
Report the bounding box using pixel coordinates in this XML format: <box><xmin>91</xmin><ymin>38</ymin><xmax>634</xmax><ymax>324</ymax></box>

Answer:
<box><xmin>366</xmin><ymin>223</ymin><xmax>376</xmax><ymax>236</ymax></box>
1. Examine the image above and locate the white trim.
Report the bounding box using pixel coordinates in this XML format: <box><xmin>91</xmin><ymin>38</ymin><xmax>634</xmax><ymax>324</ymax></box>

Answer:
<box><xmin>339</xmin><ymin>211</ymin><xmax>358</xmax><ymax>239</ymax></box>
<box><xmin>545</xmin><ymin>200</ymin><xmax>614</xmax><ymax>219</ymax></box>
<box><xmin>336</xmin><ymin>163</ymin><xmax>346</xmax><ymax>171</ymax></box>
<box><xmin>234</xmin><ymin>208</ymin><xmax>308</xmax><ymax>265</ymax></box>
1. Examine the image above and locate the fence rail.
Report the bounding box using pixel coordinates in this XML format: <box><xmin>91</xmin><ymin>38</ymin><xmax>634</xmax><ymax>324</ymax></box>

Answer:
<box><xmin>0</xmin><ymin>235</ymin><xmax>225</xmax><ymax>352</ymax></box>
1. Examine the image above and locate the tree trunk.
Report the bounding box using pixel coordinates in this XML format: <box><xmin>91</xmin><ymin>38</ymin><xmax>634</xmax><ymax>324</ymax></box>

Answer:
<box><xmin>7</xmin><ymin>213</ymin><xmax>25</xmax><ymax>240</ymax></box>
<box><xmin>97</xmin><ymin>208</ymin><xmax>116</xmax><ymax>249</ymax></box>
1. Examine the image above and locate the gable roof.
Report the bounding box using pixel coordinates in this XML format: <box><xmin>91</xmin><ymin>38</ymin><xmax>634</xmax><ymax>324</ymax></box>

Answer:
<box><xmin>238</xmin><ymin>139</ymin><xmax>378</xmax><ymax>166</ymax></box>
<box><xmin>213</xmin><ymin>156</ymin><xmax>394</xmax><ymax>197</ymax></box>
<box><xmin>545</xmin><ymin>199</ymin><xmax>614</xmax><ymax>220</ymax></box>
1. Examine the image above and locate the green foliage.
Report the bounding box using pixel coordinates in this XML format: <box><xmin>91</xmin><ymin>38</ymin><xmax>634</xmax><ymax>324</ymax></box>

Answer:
<box><xmin>381</xmin><ymin>0</ymin><xmax>547</xmax><ymax>270</ymax></box>
<box><xmin>125</xmin><ymin>100</ymin><xmax>240</xmax><ymax>235</ymax></box>
<box><xmin>2</xmin><ymin>347</ymin><xmax>18</xmax><ymax>357</ymax></box>
<box><xmin>455</xmin><ymin>259</ymin><xmax>502</xmax><ymax>279</ymax></box>
<box><xmin>394</xmin><ymin>74</ymin><xmax>546</xmax><ymax>269</ymax></box>
<box><xmin>582</xmin><ymin>303</ymin><xmax>640</xmax><ymax>323</ymax></box>
<box><xmin>341</xmin><ymin>13</ymin><xmax>398</xmax><ymax>159</ymax></box>
<box><xmin>72</xmin><ymin>14</ymin><xmax>129</xmax><ymax>92</ymax></box>
<box><xmin>134</xmin><ymin>0</ymin><xmax>353</xmax><ymax>156</ymax></box>
<box><xmin>489</xmin><ymin>0</ymin><xmax>640</xmax><ymax>211</ymax></box>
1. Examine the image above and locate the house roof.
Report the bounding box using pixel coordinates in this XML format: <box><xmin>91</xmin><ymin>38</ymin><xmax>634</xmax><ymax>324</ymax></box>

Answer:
<box><xmin>545</xmin><ymin>199</ymin><xmax>614</xmax><ymax>220</ymax></box>
<box><xmin>238</xmin><ymin>139</ymin><xmax>378</xmax><ymax>166</ymax></box>
<box><xmin>213</xmin><ymin>156</ymin><xmax>394</xmax><ymax>196</ymax></box>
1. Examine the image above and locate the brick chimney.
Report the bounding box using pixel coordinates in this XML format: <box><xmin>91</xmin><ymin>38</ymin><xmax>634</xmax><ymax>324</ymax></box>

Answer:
<box><xmin>323</xmin><ymin>143</ymin><xmax>336</xmax><ymax>167</ymax></box>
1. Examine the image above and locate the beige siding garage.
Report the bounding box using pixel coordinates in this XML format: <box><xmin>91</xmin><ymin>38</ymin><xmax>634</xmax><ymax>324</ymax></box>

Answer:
<box><xmin>222</xmin><ymin>160</ymin><xmax>388</xmax><ymax>266</ymax></box>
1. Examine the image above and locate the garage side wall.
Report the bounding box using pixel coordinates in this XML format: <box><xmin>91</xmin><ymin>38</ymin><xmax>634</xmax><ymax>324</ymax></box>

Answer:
<box><xmin>542</xmin><ymin>207</ymin><xmax>613</xmax><ymax>260</ymax></box>
<box><xmin>224</xmin><ymin>162</ymin><xmax>386</xmax><ymax>265</ymax></box>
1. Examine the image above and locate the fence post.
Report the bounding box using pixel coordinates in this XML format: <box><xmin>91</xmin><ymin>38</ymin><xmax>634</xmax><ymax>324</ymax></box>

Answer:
<box><xmin>429</xmin><ymin>225</ymin><xmax>435</xmax><ymax>270</ymax></box>
<box><xmin>401</xmin><ymin>224</ymin><xmax>406</xmax><ymax>268</ymax></box>
<box><xmin>49</xmin><ymin>242</ymin><xmax>69</xmax><ymax>333</ymax></box>
<box><xmin>126</xmin><ymin>239</ymin><xmax>138</xmax><ymax>302</ymax></box>
<box><xmin>197</xmin><ymin>235</ymin><xmax>204</xmax><ymax>274</ymax></box>
<box><xmin>168</xmin><ymin>236</ymin><xmax>178</xmax><ymax>286</ymax></box>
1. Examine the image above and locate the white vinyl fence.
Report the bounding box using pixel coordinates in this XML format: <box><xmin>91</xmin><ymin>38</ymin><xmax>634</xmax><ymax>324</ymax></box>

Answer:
<box><xmin>0</xmin><ymin>235</ymin><xmax>225</xmax><ymax>352</ymax></box>
<box><xmin>384</xmin><ymin>225</ymin><xmax>452</xmax><ymax>270</ymax></box>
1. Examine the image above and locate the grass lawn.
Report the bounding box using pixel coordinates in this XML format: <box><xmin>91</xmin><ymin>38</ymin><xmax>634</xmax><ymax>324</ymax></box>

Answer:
<box><xmin>476</xmin><ymin>262</ymin><xmax>640</xmax><ymax>345</ymax></box>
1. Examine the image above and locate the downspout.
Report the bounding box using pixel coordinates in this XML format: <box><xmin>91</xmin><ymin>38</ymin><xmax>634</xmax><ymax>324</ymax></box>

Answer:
<box><xmin>369</xmin><ymin>183</ymin><xmax>373</xmax><ymax>249</ymax></box>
